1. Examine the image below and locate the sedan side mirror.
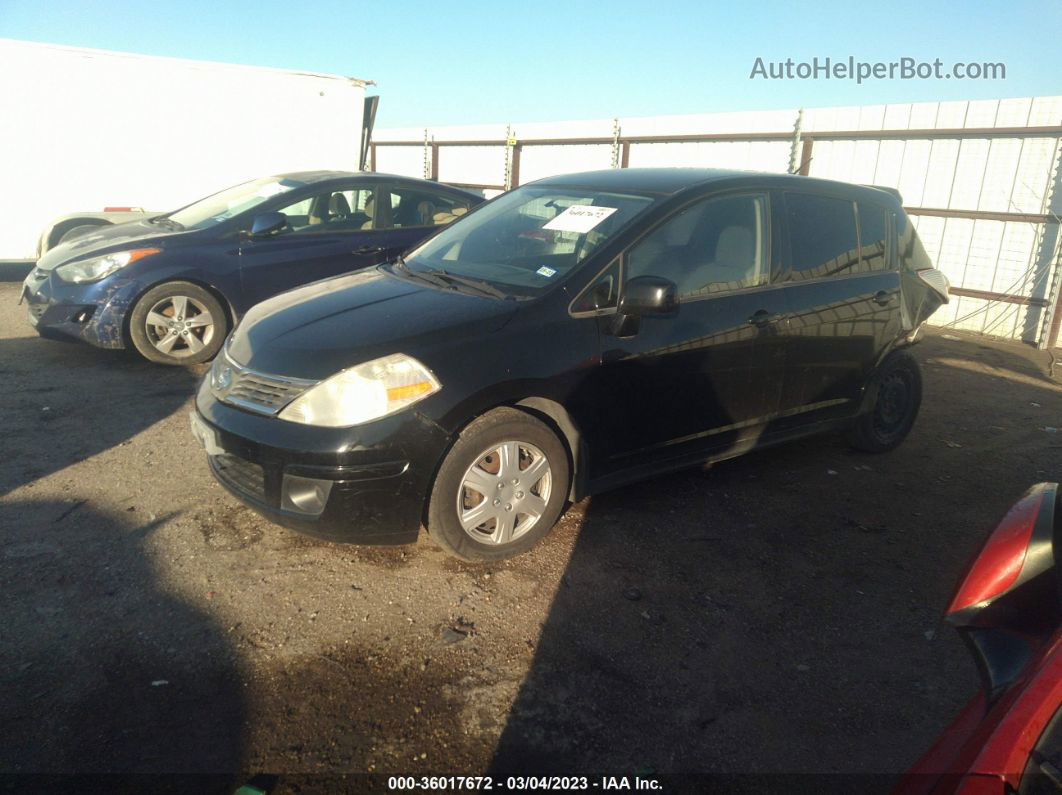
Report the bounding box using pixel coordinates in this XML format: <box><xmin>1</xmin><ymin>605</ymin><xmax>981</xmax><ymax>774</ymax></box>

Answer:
<box><xmin>618</xmin><ymin>275</ymin><xmax>678</xmax><ymax>318</ymax></box>
<box><xmin>249</xmin><ymin>211</ymin><xmax>288</xmax><ymax>238</ymax></box>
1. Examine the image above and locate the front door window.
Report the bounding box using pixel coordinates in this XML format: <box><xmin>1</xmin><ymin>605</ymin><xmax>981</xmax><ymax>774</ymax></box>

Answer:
<box><xmin>625</xmin><ymin>194</ymin><xmax>768</xmax><ymax>297</ymax></box>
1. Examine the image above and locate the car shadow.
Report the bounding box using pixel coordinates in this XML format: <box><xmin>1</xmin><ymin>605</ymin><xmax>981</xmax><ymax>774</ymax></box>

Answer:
<box><xmin>0</xmin><ymin>334</ymin><xmax>201</xmax><ymax>497</ymax></box>
<box><xmin>0</xmin><ymin>499</ymin><xmax>244</xmax><ymax>790</ymax></box>
<box><xmin>487</xmin><ymin>332</ymin><xmax>1061</xmax><ymax>786</ymax></box>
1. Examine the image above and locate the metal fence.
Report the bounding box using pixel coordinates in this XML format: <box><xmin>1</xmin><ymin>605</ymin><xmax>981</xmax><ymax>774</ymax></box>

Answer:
<box><xmin>372</xmin><ymin>100</ymin><xmax>1062</xmax><ymax>349</ymax></box>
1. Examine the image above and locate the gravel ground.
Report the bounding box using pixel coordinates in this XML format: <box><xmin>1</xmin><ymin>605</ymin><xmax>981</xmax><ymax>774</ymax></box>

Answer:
<box><xmin>1</xmin><ymin>279</ymin><xmax>1060</xmax><ymax>792</ymax></box>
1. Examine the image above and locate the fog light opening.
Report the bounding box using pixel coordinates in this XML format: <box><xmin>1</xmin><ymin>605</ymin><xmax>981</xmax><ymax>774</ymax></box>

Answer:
<box><xmin>72</xmin><ymin>307</ymin><xmax>96</xmax><ymax>324</ymax></box>
<box><xmin>281</xmin><ymin>474</ymin><xmax>333</xmax><ymax>516</ymax></box>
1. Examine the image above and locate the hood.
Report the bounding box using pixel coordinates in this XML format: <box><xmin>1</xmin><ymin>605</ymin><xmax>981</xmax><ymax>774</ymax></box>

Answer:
<box><xmin>227</xmin><ymin>268</ymin><xmax>519</xmax><ymax>380</ymax></box>
<box><xmin>35</xmin><ymin>219</ymin><xmax>186</xmax><ymax>270</ymax></box>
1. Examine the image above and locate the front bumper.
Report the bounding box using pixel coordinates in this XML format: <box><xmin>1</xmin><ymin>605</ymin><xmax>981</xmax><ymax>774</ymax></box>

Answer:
<box><xmin>193</xmin><ymin>379</ymin><xmax>453</xmax><ymax>544</ymax></box>
<box><xmin>20</xmin><ymin>268</ymin><xmax>137</xmax><ymax>349</ymax></box>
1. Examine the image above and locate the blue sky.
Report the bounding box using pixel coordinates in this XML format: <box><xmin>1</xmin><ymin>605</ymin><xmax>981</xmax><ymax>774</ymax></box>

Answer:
<box><xmin>2</xmin><ymin>0</ymin><xmax>1059</xmax><ymax>128</ymax></box>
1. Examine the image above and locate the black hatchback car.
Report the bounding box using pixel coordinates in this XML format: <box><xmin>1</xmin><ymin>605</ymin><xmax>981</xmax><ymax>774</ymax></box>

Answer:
<box><xmin>192</xmin><ymin>169</ymin><xmax>949</xmax><ymax>560</ymax></box>
<box><xmin>22</xmin><ymin>171</ymin><xmax>482</xmax><ymax>364</ymax></box>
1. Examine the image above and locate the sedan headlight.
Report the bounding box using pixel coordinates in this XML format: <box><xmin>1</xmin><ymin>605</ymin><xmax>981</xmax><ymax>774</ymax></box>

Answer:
<box><xmin>54</xmin><ymin>248</ymin><xmax>160</xmax><ymax>283</ymax></box>
<box><xmin>278</xmin><ymin>354</ymin><xmax>441</xmax><ymax>427</ymax></box>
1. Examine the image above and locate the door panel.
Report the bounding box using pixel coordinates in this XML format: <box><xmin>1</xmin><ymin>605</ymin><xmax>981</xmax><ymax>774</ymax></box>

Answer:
<box><xmin>591</xmin><ymin>289</ymin><xmax>788</xmax><ymax>475</ymax></box>
<box><xmin>777</xmin><ymin>193</ymin><xmax>901</xmax><ymax>413</ymax></box>
<box><xmin>585</xmin><ymin>191</ymin><xmax>788</xmax><ymax>477</ymax></box>
<box><xmin>780</xmin><ymin>272</ymin><xmax>901</xmax><ymax>410</ymax></box>
<box><xmin>237</xmin><ymin>184</ymin><xmax>406</xmax><ymax>309</ymax></box>
<box><xmin>238</xmin><ymin>232</ymin><xmax>387</xmax><ymax>309</ymax></box>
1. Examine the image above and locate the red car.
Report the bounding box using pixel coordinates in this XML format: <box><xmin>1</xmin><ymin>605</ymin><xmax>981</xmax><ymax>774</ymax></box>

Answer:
<box><xmin>898</xmin><ymin>483</ymin><xmax>1062</xmax><ymax>794</ymax></box>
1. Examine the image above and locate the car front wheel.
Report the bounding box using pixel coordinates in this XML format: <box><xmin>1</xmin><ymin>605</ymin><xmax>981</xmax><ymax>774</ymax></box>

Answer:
<box><xmin>128</xmin><ymin>281</ymin><xmax>228</xmax><ymax>365</ymax></box>
<box><xmin>427</xmin><ymin>408</ymin><xmax>570</xmax><ymax>561</ymax></box>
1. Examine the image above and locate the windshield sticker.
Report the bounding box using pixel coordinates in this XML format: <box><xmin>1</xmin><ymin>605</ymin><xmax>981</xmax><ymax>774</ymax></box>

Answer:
<box><xmin>536</xmin><ymin>266</ymin><xmax>557</xmax><ymax>278</ymax></box>
<box><xmin>542</xmin><ymin>205</ymin><xmax>618</xmax><ymax>234</ymax></box>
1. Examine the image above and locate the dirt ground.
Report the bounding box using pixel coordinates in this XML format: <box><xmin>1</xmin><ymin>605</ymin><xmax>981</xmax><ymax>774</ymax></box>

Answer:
<box><xmin>2</xmin><ymin>278</ymin><xmax>1061</xmax><ymax>792</ymax></box>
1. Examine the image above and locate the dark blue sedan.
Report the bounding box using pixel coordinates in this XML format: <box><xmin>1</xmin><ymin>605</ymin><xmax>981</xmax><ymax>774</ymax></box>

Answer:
<box><xmin>21</xmin><ymin>171</ymin><xmax>483</xmax><ymax>364</ymax></box>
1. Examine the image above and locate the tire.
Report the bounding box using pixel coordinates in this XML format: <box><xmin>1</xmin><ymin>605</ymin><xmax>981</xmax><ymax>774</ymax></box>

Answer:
<box><xmin>847</xmin><ymin>349</ymin><xmax>923</xmax><ymax>453</ymax></box>
<box><xmin>427</xmin><ymin>407</ymin><xmax>570</xmax><ymax>562</ymax></box>
<box><xmin>57</xmin><ymin>222</ymin><xmax>108</xmax><ymax>245</ymax></box>
<box><xmin>128</xmin><ymin>281</ymin><xmax>228</xmax><ymax>365</ymax></box>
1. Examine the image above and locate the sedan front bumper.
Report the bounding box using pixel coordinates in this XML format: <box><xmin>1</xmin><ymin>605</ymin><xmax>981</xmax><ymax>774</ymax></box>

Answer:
<box><xmin>21</xmin><ymin>267</ymin><xmax>137</xmax><ymax>349</ymax></box>
<box><xmin>193</xmin><ymin>380</ymin><xmax>453</xmax><ymax>544</ymax></box>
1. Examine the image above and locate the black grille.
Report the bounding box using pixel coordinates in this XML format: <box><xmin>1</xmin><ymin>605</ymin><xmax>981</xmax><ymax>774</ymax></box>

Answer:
<box><xmin>212</xmin><ymin>454</ymin><xmax>266</xmax><ymax>501</ymax></box>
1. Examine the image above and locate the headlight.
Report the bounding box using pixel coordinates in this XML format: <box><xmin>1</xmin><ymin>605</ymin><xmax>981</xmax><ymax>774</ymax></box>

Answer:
<box><xmin>278</xmin><ymin>354</ymin><xmax>440</xmax><ymax>427</ymax></box>
<box><xmin>54</xmin><ymin>248</ymin><xmax>160</xmax><ymax>283</ymax></box>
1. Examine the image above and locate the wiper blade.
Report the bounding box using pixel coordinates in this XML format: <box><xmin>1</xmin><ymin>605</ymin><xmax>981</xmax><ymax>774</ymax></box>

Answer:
<box><xmin>392</xmin><ymin>258</ymin><xmax>453</xmax><ymax>289</ymax></box>
<box><xmin>432</xmin><ymin>269</ymin><xmax>510</xmax><ymax>300</ymax></box>
<box><xmin>391</xmin><ymin>259</ymin><xmax>509</xmax><ymax>299</ymax></box>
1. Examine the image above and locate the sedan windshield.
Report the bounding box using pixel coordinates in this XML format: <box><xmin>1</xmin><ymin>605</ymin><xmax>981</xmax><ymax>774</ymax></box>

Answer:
<box><xmin>167</xmin><ymin>176</ymin><xmax>307</xmax><ymax>230</ymax></box>
<box><xmin>402</xmin><ymin>185</ymin><xmax>655</xmax><ymax>296</ymax></box>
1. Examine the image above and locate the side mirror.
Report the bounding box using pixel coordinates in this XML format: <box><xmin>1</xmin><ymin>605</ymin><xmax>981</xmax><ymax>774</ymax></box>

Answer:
<box><xmin>618</xmin><ymin>275</ymin><xmax>678</xmax><ymax>318</ymax></box>
<box><xmin>249</xmin><ymin>211</ymin><xmax>287</xmax><ymax>238</ymax></box>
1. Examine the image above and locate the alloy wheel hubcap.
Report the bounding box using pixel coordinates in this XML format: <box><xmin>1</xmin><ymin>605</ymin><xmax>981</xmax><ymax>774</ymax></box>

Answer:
<box><xmin>145</xmin><ymin>295</ymin><xmax>214</xmax><ymax>358</ymax></box>
<box><xmin>457</xmin><ymin>441</ymin><xmax>551</xmax><ymax>545</ymax></box>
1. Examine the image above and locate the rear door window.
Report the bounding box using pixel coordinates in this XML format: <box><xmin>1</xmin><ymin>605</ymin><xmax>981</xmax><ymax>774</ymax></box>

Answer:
<box><xmin>784</xmin><ymin>193</ymin><xmax>859</xmax><ymax>280</ymax></box>
<box><xmin>388</xmin><ymin>188</ymin><xmax>473</xmax><ymax>228</ymax></box>
<box><xmin>857</xmin><ymin>202</ymin><xmax>890</xmax><ymax>272</ymax></box>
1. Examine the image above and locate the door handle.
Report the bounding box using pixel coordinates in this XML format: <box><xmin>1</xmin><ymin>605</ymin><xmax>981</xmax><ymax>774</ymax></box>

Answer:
<box><xmin>873</xmin><ymin>289</ymin><xmax>897</xmax><ymax>306</ymax></box>
<box><xmin>352</xmin><ymin>245</ymin><xmax>385</xmax><ymax>255</ymax></box>
<box><xmin>747</xmin><ymin>309</ymin><xmax>782</xmax><ymax>327</ymax></box>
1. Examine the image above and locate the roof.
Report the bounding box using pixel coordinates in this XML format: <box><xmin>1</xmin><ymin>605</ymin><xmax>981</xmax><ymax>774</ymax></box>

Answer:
<box><xmin>534</xmin><ymin>168</ymin><xmax>904</xmax><ymax>206</ymax></box>
<box><xmin>272</xmin><ymin>171</ymin><xmax>483</xmax><ymax>198</ymax></box>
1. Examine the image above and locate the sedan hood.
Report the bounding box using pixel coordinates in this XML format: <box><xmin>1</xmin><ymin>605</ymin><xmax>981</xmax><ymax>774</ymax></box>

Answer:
<box><xmin>227</xmin><ymin>268</ymin><xmax>519</xmax><ymax>380</ymax></box>
<box><xmin>35</xmin><ymin>219</ymin><xmax>184</xmax><ymax>270</ymax></box>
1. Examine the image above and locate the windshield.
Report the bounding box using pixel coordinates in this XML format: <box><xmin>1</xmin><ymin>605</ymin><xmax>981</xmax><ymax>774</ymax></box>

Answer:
<box><xmin>402</xmin><ymin>185</ymin><xmax>655</xmax><ymax>296</ymax></box>
<box><xmin>167</xmin><ymin>177</ymin><xmax>307</xmax><ymax>230</ymax></box>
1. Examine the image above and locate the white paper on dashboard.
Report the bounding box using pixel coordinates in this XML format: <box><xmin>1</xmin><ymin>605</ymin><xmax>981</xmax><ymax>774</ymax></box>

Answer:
<box><xmin>542</xmin><ymin>205</ymin><xmax>617</xmax><ymax>234</ymax></box>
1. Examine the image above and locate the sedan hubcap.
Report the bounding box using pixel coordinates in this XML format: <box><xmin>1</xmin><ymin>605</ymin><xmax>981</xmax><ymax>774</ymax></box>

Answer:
<box><xmin>457</xmin><ymin>441</ymin><xmax>551</xmax><ymax>545</ymax></box>
<box><xmin>144</xmin><ymin>295</ymin><xmax>214</xmax><ymax>358</ymax></box>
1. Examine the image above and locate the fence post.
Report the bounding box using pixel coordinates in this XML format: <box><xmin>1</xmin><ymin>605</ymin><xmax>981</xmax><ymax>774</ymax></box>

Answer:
<box><xmin>1041</xmin><ymin>242</ymin><xmax>1062</xmax><ymax>349</ymax></box>
<box><xmin>788</xmin><ymin>108</ymin><xmax>804</xmax><ymax>175</ymax></box>
<box><xmin>504</xmin><ymin>124</ymin><xmax>516</xmax><ymax>190</ymax></box>
<box><xmin>611</xmin><ymin>118</ymin><xmax>621</xmax><ymax>168</ymax></box>
<box><xmin>423</xmin><ymin>129</ymin><xmax>431</xmax><ymax>180</ymax></box>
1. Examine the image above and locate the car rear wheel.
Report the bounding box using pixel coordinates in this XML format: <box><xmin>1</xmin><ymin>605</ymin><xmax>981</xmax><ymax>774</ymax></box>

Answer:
<box><xmin>847</xmin><ymin>349</ymin><xmax>923</xmax><ymax>453</ymax></box>
<box><xmin>427</xmin><ymin>408</ymin><xmax>570</xmax><ymax>561</ymax></box>
<box><xmin>128</xmin><ymin>281</ymin><xmax>228</xmax><ymax>365</ymax></box>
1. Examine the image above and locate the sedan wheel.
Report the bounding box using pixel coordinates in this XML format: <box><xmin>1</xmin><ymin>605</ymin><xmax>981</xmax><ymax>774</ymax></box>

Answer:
<box><xmin>128</xmin><ymin>281</ymin><xmax>228</xmax><ymax>365</ymax></box>
<box><xmin>428</xmin><ymin>407</ymin><xmax>570</xmax><ymax>561</ymax></box>
<box><xmin>458</xmin><ymin>440</ymin><xmax>552</xmax><ymax>546</ymax></box>
<box><xmin>144</xmin><ymin>294</ymin><xmax>216</xmax><ymax>359</ymax></box>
